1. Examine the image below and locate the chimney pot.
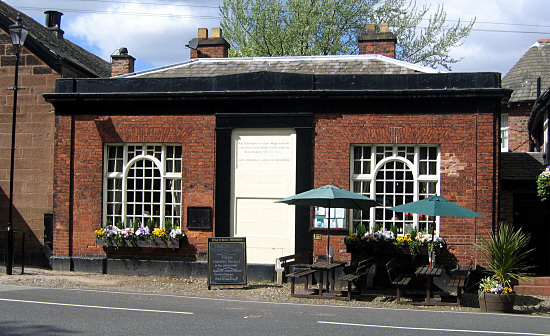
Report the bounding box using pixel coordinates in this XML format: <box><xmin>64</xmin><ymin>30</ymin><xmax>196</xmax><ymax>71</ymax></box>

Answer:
<box><xmin>198</xmin><ymin>28</ymin><xmax>208</xmax><ymax>39</ymax></box>
<box><xmin>44</xmin><ymin>10</ymin><xmax>64</xmax><ymax>38</ymax></box>
<box><xmin>211</xmin><ymin>27</ymin><xmax>222</xmax><ymax>38</ymax></box>
<box><xmin>380</xmin><ymin>23</ymin><xmax>389</xmax><ymax>33</ymax></box>
<box><xmin>367</xmin><ymin>23</ymin><xmax>376</xmax><ymax>33</ymax></box>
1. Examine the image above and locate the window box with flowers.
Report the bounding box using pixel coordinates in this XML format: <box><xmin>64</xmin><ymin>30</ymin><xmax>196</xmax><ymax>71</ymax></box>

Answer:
<box><xmin>345</xmin><ymin>229</ymin><xmax>445</xmax><ymax>261</ymax></box>
<box><xmin>537</xmin><ymin>166</ymin><xmax>550</xmax><ymax>202</ymax></box>
<box><xmin>95</xmin><ymin>220</ymin><xmax>184</xmax><ymax>249</ymax></box>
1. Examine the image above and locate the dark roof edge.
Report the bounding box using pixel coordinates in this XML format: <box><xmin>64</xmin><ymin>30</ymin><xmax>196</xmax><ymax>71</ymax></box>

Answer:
<box><xmin>49</xmin><ymin>71</ymin><xmax>507</xmax><ymax>95</ymax></box>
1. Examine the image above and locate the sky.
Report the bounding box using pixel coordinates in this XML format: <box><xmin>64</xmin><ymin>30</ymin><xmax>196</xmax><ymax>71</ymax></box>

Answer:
<box><xmin>4</xmin><ymin>0</ymin><xmax>550</xmax><ymax>75</ymax></box>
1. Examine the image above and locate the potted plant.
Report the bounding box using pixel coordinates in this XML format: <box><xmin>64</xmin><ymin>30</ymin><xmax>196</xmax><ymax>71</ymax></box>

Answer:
<box><xmin>537</xmin><ymin>166</ymin><xmax>550</xmax><ymax>202</ymax></box>
<box><xmin>476</xmin><ymin>223</ymin><xmax>533</xmax><ymax>313</ymax></box>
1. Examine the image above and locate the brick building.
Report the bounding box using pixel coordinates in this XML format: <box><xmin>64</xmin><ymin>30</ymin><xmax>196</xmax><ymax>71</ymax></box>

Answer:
<box><xmin>0</xmin><ymin>3</ymin><xmax>111</xmax><ymax>268</ymax></box>
<box><xmin>45</xmin><ymin>27</ymin><xmax>509</xmax><ymax>279</ymax></box>
<box><xmin>500</xmin><ymin>39</ymin><xmax>550</xmax><ymax>275</ymax></box>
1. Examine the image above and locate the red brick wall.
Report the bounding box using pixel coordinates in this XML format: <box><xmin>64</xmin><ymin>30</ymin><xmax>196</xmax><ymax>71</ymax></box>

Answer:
<box><xmin>502</xmin><ymin>103</ymin><xmax>532</xmax><ymax>152</ymax></box>
<box><xmin>358</xmin><ymin>40</ymin><xmax>396</xmax><ymax>58</ymax></box>
<box><xmin>53</xmin><ymin>114</ymin><xmax>216</xmax><ymax>259</ymax></box>
<box><xmin>312</xmin><ymin>112</ymin><xmax>498</xmax><ymax>267</ymax></box>
<box><xmin>190</xmin><ymin>45</ymin><xmax>228</xmax><ymax>59</ymax></box>
<box><xmin>0</xmin><ymin>32</ymin><xmax>59</xmax><ymax>253</ymax></box>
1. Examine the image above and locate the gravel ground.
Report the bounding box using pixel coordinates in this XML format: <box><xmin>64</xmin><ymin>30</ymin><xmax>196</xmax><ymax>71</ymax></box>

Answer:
<box><xmin>1</xmin><ymin>267</ymin><xmax>549</xmax><ymax>316</ymax></box>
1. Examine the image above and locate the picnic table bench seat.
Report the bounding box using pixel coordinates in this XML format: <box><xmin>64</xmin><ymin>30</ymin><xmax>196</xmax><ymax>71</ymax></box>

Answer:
<box><xmin>286</xmin><ymin>268</ymin><xmax>318</xmax><ymax>297</ymax></box>
<box><xmin>386</xmin><ymin>258</ymin><xmax>414</xmax><ymax>304</ymax></box>
<box><xmin>448</xmin><ymin>265</ymin><xmax>472</xmax><ymax>306</ymax></box>
<box><xmin>340</xmin><ymin>258</ymin><xmax>374</xmax><ymax>300</ymax></box>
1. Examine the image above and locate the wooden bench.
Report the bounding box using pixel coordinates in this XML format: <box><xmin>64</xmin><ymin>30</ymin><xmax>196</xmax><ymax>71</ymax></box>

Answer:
<box><xmin>386</xmin><ymin>258</ymin><xmax>414</xmax><ymax>304</ymax></box>
<box><xmin>448</xmin><ymin>265</ymin><xmax>472</xmax><ymax>306</ymax></box>
<box><xmin>275</xmin><ymin>253</ymin><xmax>302</xmax><ymax>285</ymax></box>
<box><xmin>340</xmin><ymin>258</ymin><xmax>374</xmax><ymax>300</ymax></box>
<box><xmin>286</xmin><ymin>268</ymin><xmax>318</xmax><ymax>297</ymax></box>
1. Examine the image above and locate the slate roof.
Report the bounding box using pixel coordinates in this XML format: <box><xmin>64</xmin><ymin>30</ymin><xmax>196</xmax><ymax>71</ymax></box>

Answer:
<box><xmin>0</xmin><ymin>2</ymin><xmax>110</xmax><ymax>78</ymax></box>
<box><xmin>500</xmin><ymin>152</ymin><xmax>545</xmax><ymax>180</ymax></box>
<box><xmin>121</xmin><ymin>54</ymin><xmax>442</xmax><ymax>78</ymax></box>
<box><xmin>502</xmin><ymin>40</ymin><xmax>550</xmax><ymax>103</ymax></box>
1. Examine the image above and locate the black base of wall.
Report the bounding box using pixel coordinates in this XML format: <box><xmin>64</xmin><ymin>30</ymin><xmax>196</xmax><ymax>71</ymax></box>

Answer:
<box><xmin>50</xmin><ymin>256</ymin><xmax>275</xmax><ymax>282</ymax></box>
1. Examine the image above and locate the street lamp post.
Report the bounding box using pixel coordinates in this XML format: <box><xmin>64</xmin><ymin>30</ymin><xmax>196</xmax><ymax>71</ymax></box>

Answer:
<box><xmin>5</xmin><ymin>14</ymin><xmax>28</xmax><ymax>275</ymax></box>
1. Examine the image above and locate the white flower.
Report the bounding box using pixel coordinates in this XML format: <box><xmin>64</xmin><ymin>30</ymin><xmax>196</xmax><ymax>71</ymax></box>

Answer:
<box><xmin>170</xmin><ymin>229</ymin><xmax>182</xmax><ymax>239</ymax></box>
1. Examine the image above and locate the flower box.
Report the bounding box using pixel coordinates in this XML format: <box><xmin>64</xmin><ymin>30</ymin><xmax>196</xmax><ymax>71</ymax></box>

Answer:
<box><xmin>479</xmin><ymin>291</ymin><xmax>516</xmax><ymax>313</ymax></box>
<box><xmin>96</xmin><ymin>237</ymin><xmax>181</xmax><ymax>249</ymax></box>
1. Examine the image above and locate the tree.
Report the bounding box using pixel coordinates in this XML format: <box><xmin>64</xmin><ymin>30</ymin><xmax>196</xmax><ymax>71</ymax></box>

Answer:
<box><xmin>220</xmin><ymin>0</ymin><xmax>475</xmax><ymax>70</ymax></box>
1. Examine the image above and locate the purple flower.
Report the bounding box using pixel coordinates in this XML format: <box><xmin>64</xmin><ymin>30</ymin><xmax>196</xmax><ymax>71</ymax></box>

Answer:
<box><xmin>135</xmin><ymin>226</ymin><xmax>150</xmax><ymax>236</ymax></box>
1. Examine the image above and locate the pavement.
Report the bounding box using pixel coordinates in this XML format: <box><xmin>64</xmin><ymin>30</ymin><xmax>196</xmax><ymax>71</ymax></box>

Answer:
<box><xmin>1</xmin><ymin>266</ymin><xmax>549</xmax><ymax>316</ymax></box>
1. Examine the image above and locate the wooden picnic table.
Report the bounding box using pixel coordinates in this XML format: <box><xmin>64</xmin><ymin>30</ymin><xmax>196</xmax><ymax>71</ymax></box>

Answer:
<box><xmin>414</xmin><ymin>265</ymin><xmax>444</xmax><ymax>305</ymax></box>
<box><xmin>309</xmin><ymin>261</ymin><xmax>346</xmax><ymax>298</ymax></box>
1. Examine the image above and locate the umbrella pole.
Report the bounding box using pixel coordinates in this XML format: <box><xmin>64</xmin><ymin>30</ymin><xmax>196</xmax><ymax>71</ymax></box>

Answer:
<box><xmin>429</xmin><ymin>216</ymin><xmax>436</xmax><ymax>268</ymax></box>
<box><xmin>326</xmin><ymin>201</ymin><xmax>331</xmax><ymax>264</ymax></box>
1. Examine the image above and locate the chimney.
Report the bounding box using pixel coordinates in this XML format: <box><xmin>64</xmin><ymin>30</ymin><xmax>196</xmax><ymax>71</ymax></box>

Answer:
<box><xmin>111</xmin><ymin>47</ymin><xmax>135</xmax><ymax>76</ymax></box>
<box><xmin>44</xmin><ymin>11</ymin><xmax>64</xmax><ymax>39</ymax></box>
<box><xmin>358</xmin><ymin>23</ymin><xmax>397</xmax><ymax>58</ymax></box>
<box><xmin>189</xmin><ymin>28</ymin><xmax>230</xmax><ymax>59</ymax></box>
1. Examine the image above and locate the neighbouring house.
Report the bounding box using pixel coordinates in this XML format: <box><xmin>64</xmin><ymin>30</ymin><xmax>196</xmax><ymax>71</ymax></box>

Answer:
<box><xmin>500</xmin><ymin>39</ymin><xmax>550</xmax><ymax>275</ymax></box>
<box><xmin>44</xmin><ymin>25</ymin><xmax>510</xmax><ymax>279</ymax></box>
<box><xmin>0</xmin><ymin>3</ymin><xmax>112</xmax><ymax>268</ymax></box>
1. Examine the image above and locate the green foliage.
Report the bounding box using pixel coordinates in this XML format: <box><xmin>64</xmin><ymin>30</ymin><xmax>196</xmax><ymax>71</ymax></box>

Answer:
<box><xmin>373</xmin><ymin>223</ymin><xmax>381</xmax><ymax>233</ymax></box>
<box><xmin>389</xmin><ymin>224</ymin><xmax>398</xmax><ymax>238</ymax></box>
<box><xmin>164</xmin><ymin>219</ymin><xmax>173</xmax><ymax>233</ymax></box>
<box><xmin>146</xmin><ymin>218</ymin><xmax>156</xmax><ymax>232</ymax></box>
<box><xmin>476</xmin><ymin>223</ymin><xmax>534</xmax><ymax>289</ymax></box>
<box><xmin>133</xmin><ymin>219</ymin><xmax>140</xmax><ymax>232</ymax></box>
<box><xmin>536</xmin><ymin>167</ymin><xmax>550</xmax><ymax>202</ymax></box>
<box><xmin>220</xmin><ymin>0</ymin><xmax>475</xmax><ymax>70</ymax></box>
<box><xmin>355</xmin><ymin>222</ymin><xmax>367</xmax><ymax>237</ymax></box>
<box><xmin>115</xmin><ymin>220</ymin><xmax>124</xmax><ymax>230</ymax></box>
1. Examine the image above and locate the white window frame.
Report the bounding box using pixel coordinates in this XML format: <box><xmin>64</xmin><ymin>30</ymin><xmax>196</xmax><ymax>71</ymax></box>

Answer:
<box><xmin>103</xmin><ymin>143</ymin><xmax>182</xmax><ymax>228</ymax></box>
<box><xmin>501</xmin><ymin>113</ymin><xmax>509</xmax><ymax>152</ymax></box>
<box><xmin>350</xmin><ymin>144</ymin><xmax>440</xmax><ymax>235</ymax></box>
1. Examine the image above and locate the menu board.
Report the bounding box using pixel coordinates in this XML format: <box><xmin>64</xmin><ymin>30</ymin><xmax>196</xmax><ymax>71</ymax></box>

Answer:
<box><xmin>207</xmin><ymin>237</ymin><xmax>247</xmax><ymax>289</ymax></box>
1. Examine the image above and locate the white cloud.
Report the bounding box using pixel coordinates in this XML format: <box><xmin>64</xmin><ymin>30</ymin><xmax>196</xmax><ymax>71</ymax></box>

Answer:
<box><xmin>65</xmin><ymin>2</ymin><xmax>220</xmax><ymax>69</ymax></box>
<box><xmin>6</xmin><ymin>0</ymin><xmax>550</xmax><ymax>75</ymax></box>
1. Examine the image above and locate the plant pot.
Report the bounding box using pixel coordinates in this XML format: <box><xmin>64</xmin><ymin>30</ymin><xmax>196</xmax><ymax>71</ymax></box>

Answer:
<box><xmin>479</xmin><ymin>291</ymin><xmax>516</xmax><ymax>313</ymax></box>
<box><xmin>96</xmin><ymin>237</ymin><xmax>180</xmax><ymax>248</ymax></box>
<box><xmin>136</xmin><ymin>238</ymin><xmax>180</xmax><ymax>248</ymax></box>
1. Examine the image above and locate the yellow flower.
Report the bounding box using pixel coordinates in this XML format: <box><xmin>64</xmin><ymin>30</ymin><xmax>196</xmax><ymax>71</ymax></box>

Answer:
<box><xmin>94</xmin><ymin>229</ymin><xmax>103</xmax><ymax>237</ymax></box>
<box><xmin>152</xmin><ymin>228</ymin><xmax>167</xmax><ymax>238</ymax></box>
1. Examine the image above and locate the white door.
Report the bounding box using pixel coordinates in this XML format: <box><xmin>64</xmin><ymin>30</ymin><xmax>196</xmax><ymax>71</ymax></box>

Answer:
<box><xmin>231</xmin><ymin>129</ymin><xmax>296</xmax><ymax>264</ymax></box>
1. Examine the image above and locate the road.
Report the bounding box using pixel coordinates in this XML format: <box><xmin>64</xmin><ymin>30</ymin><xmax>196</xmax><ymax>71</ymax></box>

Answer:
<box><xmin>0</xmin><ymin>285</ymin><xmax>549</xmax><ymax>335</ymax></box>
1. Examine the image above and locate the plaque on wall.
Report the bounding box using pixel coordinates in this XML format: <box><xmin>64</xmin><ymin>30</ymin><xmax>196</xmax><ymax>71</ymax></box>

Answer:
<box><xmin>207</xmin><ymin>237</ymin><xmax>247</xmax><ymax>289</ymax></box>
<box><xmin>187</xmin><ymin>206</ymin><xmax>212</xmax><ymax>230</ymax></box>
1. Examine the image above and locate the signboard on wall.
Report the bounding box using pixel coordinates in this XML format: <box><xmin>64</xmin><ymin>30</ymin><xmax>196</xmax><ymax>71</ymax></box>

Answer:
<box><xmin>313</xmin><ymin>206</ymin><xmax>347</xmax><ymax>229</ymax></box>
<box><xmin>207</xmin><ymin>237</ymin><xmax>247</xmax><ymax>289</ymax></box>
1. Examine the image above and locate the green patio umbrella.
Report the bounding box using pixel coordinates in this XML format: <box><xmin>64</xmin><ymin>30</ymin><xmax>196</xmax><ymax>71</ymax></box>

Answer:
<box><xmin>388</xmin><ymin>195</ymin><xmax>483</xmax><ymax>218</ymax></box>
<box><xmin>276</xmin><ymin>185</ymin><xmax>379</xmax><ymax>262</ymax></box>
<box><xmin>388</xmin><ymin>195</ymin><xmax>482</xmax><ymax>267</ymax></box>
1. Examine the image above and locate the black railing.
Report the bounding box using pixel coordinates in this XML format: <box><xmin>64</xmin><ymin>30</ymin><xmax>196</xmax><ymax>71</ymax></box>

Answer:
<box><xmin>1</xmin><ymin>230</ymin><xmax>25</xmax><ymax>274</ymax></box>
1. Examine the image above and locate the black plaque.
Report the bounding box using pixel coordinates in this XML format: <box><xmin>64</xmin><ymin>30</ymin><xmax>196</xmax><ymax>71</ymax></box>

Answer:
<box><xmin>187</xmin><ymin>207</ymin><xmax>212</xmax><ymax>230</ymax></box>
<box><xmin>207</xmin><ymin>237</ymin><xmax>247</xmax><ymax>289</ymax></box>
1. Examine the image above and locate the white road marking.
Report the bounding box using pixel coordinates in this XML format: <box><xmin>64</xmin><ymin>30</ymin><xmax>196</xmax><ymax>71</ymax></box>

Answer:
<box><xmin>0</xmin><ymin>298</ymin><xmax>194</xmax><ymax>315</ymax></box>
<box><xmin>318</xmin><ymin>321</ymin><xmax>550</xmax><ymax>335</ymax></box>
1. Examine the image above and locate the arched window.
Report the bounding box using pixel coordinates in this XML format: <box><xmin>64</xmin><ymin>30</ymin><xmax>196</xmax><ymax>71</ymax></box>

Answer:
<box><xmin>351</xmin><ymin>145</ymin><xmax>439</xmax><ymax>235</ymax></box>
<box><xmin>104</xmin><ymin>144</ymin><xmax>182</xmax><ymax>229</ymax></box>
